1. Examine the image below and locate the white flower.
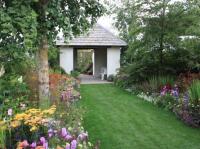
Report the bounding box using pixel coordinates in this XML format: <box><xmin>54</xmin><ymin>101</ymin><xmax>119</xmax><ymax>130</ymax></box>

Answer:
<box><xmin>18</xmin><ymin>76</ymin><xmax>23</xmax><ymax>83</ymax></box>
<box><xmin>8</xmin><ymin>108</ymin><xmax>12</xmax><ymax>116</ymax></box>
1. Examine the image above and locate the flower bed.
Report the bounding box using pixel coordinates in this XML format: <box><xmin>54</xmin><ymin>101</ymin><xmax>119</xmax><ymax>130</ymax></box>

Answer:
<box><xmin>129</xmin><ymin>74</ymin><xmax>200</xmax><ymax>127</ymax></box>
<box><xmin>49</xmin><ymin>74</ymin><xmax>81</xmax><ymax>103</ymax></box>
<box><xmin>0</xmin><ymin>74</ymin><xmax>94</xmax><ymax>149</ymax></box>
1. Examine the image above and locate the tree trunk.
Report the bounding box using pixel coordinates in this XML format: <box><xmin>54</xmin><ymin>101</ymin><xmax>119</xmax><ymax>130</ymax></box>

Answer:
<box><xmin>37</xmin><ymin>36</ymin><xmax>49</xmax><ymax>101</ymax></box>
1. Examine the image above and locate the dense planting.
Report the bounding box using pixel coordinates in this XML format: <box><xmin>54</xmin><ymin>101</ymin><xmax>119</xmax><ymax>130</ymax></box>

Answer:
<box><xmin>0</xmin><ymin>74</ymin><xmax>95</xmax><ymax>149</ymax></box>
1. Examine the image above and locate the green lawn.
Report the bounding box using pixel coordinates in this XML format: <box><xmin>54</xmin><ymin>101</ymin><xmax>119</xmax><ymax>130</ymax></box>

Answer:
<box><xmin>79</xmin><ymin>84</ymin><xmax>200</xmax><ymax>149</ymax></box>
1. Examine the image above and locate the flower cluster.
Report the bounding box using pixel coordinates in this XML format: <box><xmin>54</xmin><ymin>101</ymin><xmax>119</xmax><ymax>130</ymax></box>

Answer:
<box><xmin>17</xmin><ymin>137</ymin><xmax>48</xmax><ymax>149</ymax></box>
<box><xmin>17</xmin><ymin>127</ymin><xmax>90</xmax><ymax>149</ymax></box>
<box><xmin>10</xmin><ymin>105</ymin><xmax>56</xmax><ymax>131</ymax></box>
<box><xmin>160</xmin><ymin>84</ymin><xmax>179</xmax><ymax>99</ymax></box>
<box><xmin>49</xmin><ymin>73</ymin><xmax>80</xmax><ymax>103</ymax></box>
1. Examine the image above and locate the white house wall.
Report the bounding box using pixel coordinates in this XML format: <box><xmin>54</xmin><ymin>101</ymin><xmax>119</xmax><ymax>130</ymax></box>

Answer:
<box><xmin>107</xmin><ymin>47</ymin><xmax>121</xmax><ymax>76</ymax></box>
<box><xmin>60</xmin><ymin>47</ymin><xmax>74</xmax><ymax>74</ymax></box>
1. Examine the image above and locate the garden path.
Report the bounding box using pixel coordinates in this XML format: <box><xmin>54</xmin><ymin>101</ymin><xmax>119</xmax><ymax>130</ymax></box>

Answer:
<box><xmin>79</xmin><ymin>74</ymin><xmax>111</xmax><ymax>84</ymax></box>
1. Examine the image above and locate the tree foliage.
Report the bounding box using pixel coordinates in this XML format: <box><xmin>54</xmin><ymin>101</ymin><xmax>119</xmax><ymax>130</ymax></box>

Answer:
<box><xmin>114</xmin><ymin>0</ymin><xmax>200</xmax><ymax>84</ymax></box>
<box><xmin>0</xmin><ymin>0</ymin><xmax>105</xmax><ymax>100</ymax></box>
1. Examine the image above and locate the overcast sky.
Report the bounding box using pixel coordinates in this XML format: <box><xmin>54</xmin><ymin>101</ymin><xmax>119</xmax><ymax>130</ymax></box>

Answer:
<box><xmin>97</xmin><ymin>0</ymin><xmax>121</xmax><ymax>35</ymax></box>
<box><xmin>97</xmin><ymin>15</ymin><xmax>117</xmax><ymax>35</ymax></box>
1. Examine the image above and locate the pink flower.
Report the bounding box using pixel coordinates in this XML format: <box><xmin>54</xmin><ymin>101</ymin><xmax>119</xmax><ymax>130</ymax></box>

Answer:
<box><xmin>21</xmin><ymin>140</ymin><xmax>29</xmax><ymax>147</ymax></box>
<box><xmin>40</xmin><ymin>137</ymin><xmax>46</xmax><ymax>144</ymax></box>
<box><xmin>65</xmin><ymin>143</ymin><xmax>70</xmax><ymax>149</ymax></box>
<box><xmin>48</xmin><ymin>129</ymin><xmax>54</xmax><ymax>138</ymax></box>
<box><xmin>78</xmin><ymin>132</ymin><xmax>88</xmax><ymax>141</ymax></box>
<box><xmin>7</xmin><ymin>108</ymin><xmax>12</xmax><ymax>116</ymax></box>
<box><xmin>30</xmin><ymin>142</ymin><xmax>36</xmax><ymax>148</ymax></box>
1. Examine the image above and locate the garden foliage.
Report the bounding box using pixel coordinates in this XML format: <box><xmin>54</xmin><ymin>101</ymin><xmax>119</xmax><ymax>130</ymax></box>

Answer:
<box><xmin>114</xmin><ymin>0</ymin><xmax>200</xmax><ymax>85</ymax></box>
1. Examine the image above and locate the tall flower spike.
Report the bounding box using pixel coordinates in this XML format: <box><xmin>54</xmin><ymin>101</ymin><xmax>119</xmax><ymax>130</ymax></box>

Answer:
<box><xmin>61</xmin><ymin>128</ymin><xmax>68</xmax><ymax>138</ymax></box>
<box><xmin>71</xmin><ymin>140</ymin><xmax>77</xmax><ymax>149</ymax></box>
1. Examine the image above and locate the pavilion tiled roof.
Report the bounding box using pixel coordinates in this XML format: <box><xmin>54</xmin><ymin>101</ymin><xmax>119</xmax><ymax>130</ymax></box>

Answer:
<box><xmin>56</xmin><ymin>24</ymin><xmax>127</xmax><ymax>47</ymax></box>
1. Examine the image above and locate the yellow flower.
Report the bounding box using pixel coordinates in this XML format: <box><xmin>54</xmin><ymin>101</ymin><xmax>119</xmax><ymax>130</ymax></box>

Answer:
<box><xmin>0</xmin><ymin>120</ymin><xmax>5</xmax><ymax>126</ymax></box>
<box><xmin>5</xmin><ymin>105</ymin><xmax>57</xmax><ymax>131</ymax></box>
<box><xmin>10</xmin><ymin>121</ymin><xmax>21</xmax><ymax>128</ymax></box>
<box><xmin>14</xmin><ymin>113</ymin><xmax>28</xmax><ymax>121</ymax></box>
<box><xmin>30</xmin><ymin>126</ymin><xmax>38</xmax><ymax>132</ymax></box>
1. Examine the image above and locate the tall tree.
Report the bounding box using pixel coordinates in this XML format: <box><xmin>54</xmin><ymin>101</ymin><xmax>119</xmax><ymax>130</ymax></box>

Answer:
<box><xmin>113</xmin><ymin>0</ymin><xmax>200</xmax><ymax>83</ymax></box>
<box><xmin>0</xmin><ymin>0</ymin><xmax>104</xmax><ymax>101</ymax></box>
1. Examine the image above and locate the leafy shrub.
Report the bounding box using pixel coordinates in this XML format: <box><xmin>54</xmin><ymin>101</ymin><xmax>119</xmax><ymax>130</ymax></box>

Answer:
<box><xmin>71</xmin><ymin>70</ymin><xmax>80</xmax><ymax>79</ymax></box>
<box><xmin>114</xmin><ymin>68</ymin><xmax>131</xmax><ymax>88</ymax></box>
<box><xmin>189</xmin><ymin>80</ymin><xmax>200</xmax><ymax>103</ymax></box>
<box><xmin>49</xmin><ymin>67</ymin><xmax>67</xmax><ymax>75</ymax></box>
<box><xmin>148</xmin><ymin>75</ymin><xmax>175</xmax><ymax>93</ymax></box>
<box><xmin>0</xmin><ymin>75</ymin><xmax>30</xmax><ymax>102</ymax></box>
<box><xmin>156</xmin><ymin>94</ymin><xmax>177</xmax><ymax>110</ymax></box>
<box><xmin>107</xmin><ymin>75</ymin><xmax>115</xmax><ymax>82</ymax></box>
<box><xmin>176</xmin><ymin>73</ymin><xmax>200</xmax><ymax>91</ymax></box>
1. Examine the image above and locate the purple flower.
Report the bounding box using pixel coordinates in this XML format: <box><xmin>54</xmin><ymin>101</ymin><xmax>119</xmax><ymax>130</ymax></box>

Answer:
<box><xmin>48</xmin><ymin>128</ymin><xmax>54</xmax><ymax>138</ymax></box>
<box><xmin>61</xmin><ymin>128</ymin><xmax>68</xmax><ymax>137</ymax></box>
<box><xmin>61</xmin><ymin>92</ymin><xmax>65</xmax><ymax>101</ymax></box>
<box><xmin>160</xmin><ymin>90</ymin><xmax>166</xmax><ymax>96</ymax></box>
<box><xmin>30</xmin><ymin>142</ymin><xmax>37</xmax><ymax>148</ymax></box>
<box><xmin>40</xmin><ymin>137</ymin><xmax>46</xmax><ymax>144</ymax></box>
<box><xmin>54</xmin><ymin>130</ymin><xmax>58</xmax><ymax>134</ymax></box>
<box><xmin>71</xmin><ymin>140</ymin><xmax>77</xmax><ymax>149</ymax></box>
<box><xmin>78</xmin><ymin>132</ymin><xmax>88</xmax><ymax>141</ymax></box>
<box><xmin>171</xmin><ymin>89</ymin><xmax>179</xmax><ymax>99</ymax></box>
<box><xmin>7</xmin><ymin>108</ymin><xmax>12</xmax><ymax>116</ymax></box>
<box><xmin>66</xmin><ymin>90</ymin><xmax>72</xmax><ymax>99</ymax></box>
<box><xmin>43</xmin><ymin>142</ymin><xmax>48</xmax><ymax>149</ymax></box>
<box><xmin>65</xmin><ymin>143</ymin><xmax>70</xmax><ymax>149</ymax></box>
<box><xmin>65</xmin><ymin>134</ymin><xmax>72</xmax><ymax>141</ymax></box>
<box><xmin>183</xmin><ymin>92</ymin><xmax>189</xmax><ymax>107</ymax></box>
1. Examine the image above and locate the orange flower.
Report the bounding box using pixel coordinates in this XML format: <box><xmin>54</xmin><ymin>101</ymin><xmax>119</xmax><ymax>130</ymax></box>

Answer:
<box><xmin>56</xmin><ymin>146</ymin><xmax>64</xmax><ymax>149</ymax></box>
<box><xmin>36</xmin><ymin>146</ymin><xmax>45</xmax><ymax>149</ymax></box>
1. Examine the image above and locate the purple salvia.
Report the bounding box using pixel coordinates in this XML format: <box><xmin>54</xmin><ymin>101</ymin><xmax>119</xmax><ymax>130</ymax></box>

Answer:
<box><xmin>71</xmin><ymin>140</ymin><xmax>77</xmax><ymax>149</ymax></box>
<box><xmin>30</xmin><ymin>142</ymin><xmax>37</xmax><ymax>148</ymax></box>
<box><xmin>61</xmin><ymin>128</ymin><xmax>68</xmax><ymax>138</ymax></box>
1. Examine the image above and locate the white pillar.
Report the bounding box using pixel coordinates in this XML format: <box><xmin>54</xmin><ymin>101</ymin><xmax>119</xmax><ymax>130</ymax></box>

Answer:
<box><xmin>107</xmin><ymin>47</ymin><xmax>121</xmax><ymax>76</ymax></box>
<box><xmin>92</xmin><ymin>51</ymin><xmax>95</xmax><ymax>76</ymax></box>
<box><xmin>60</xmin><ymin>47</ymin><xmax>74</xmax><ymax>74</ymax></box>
